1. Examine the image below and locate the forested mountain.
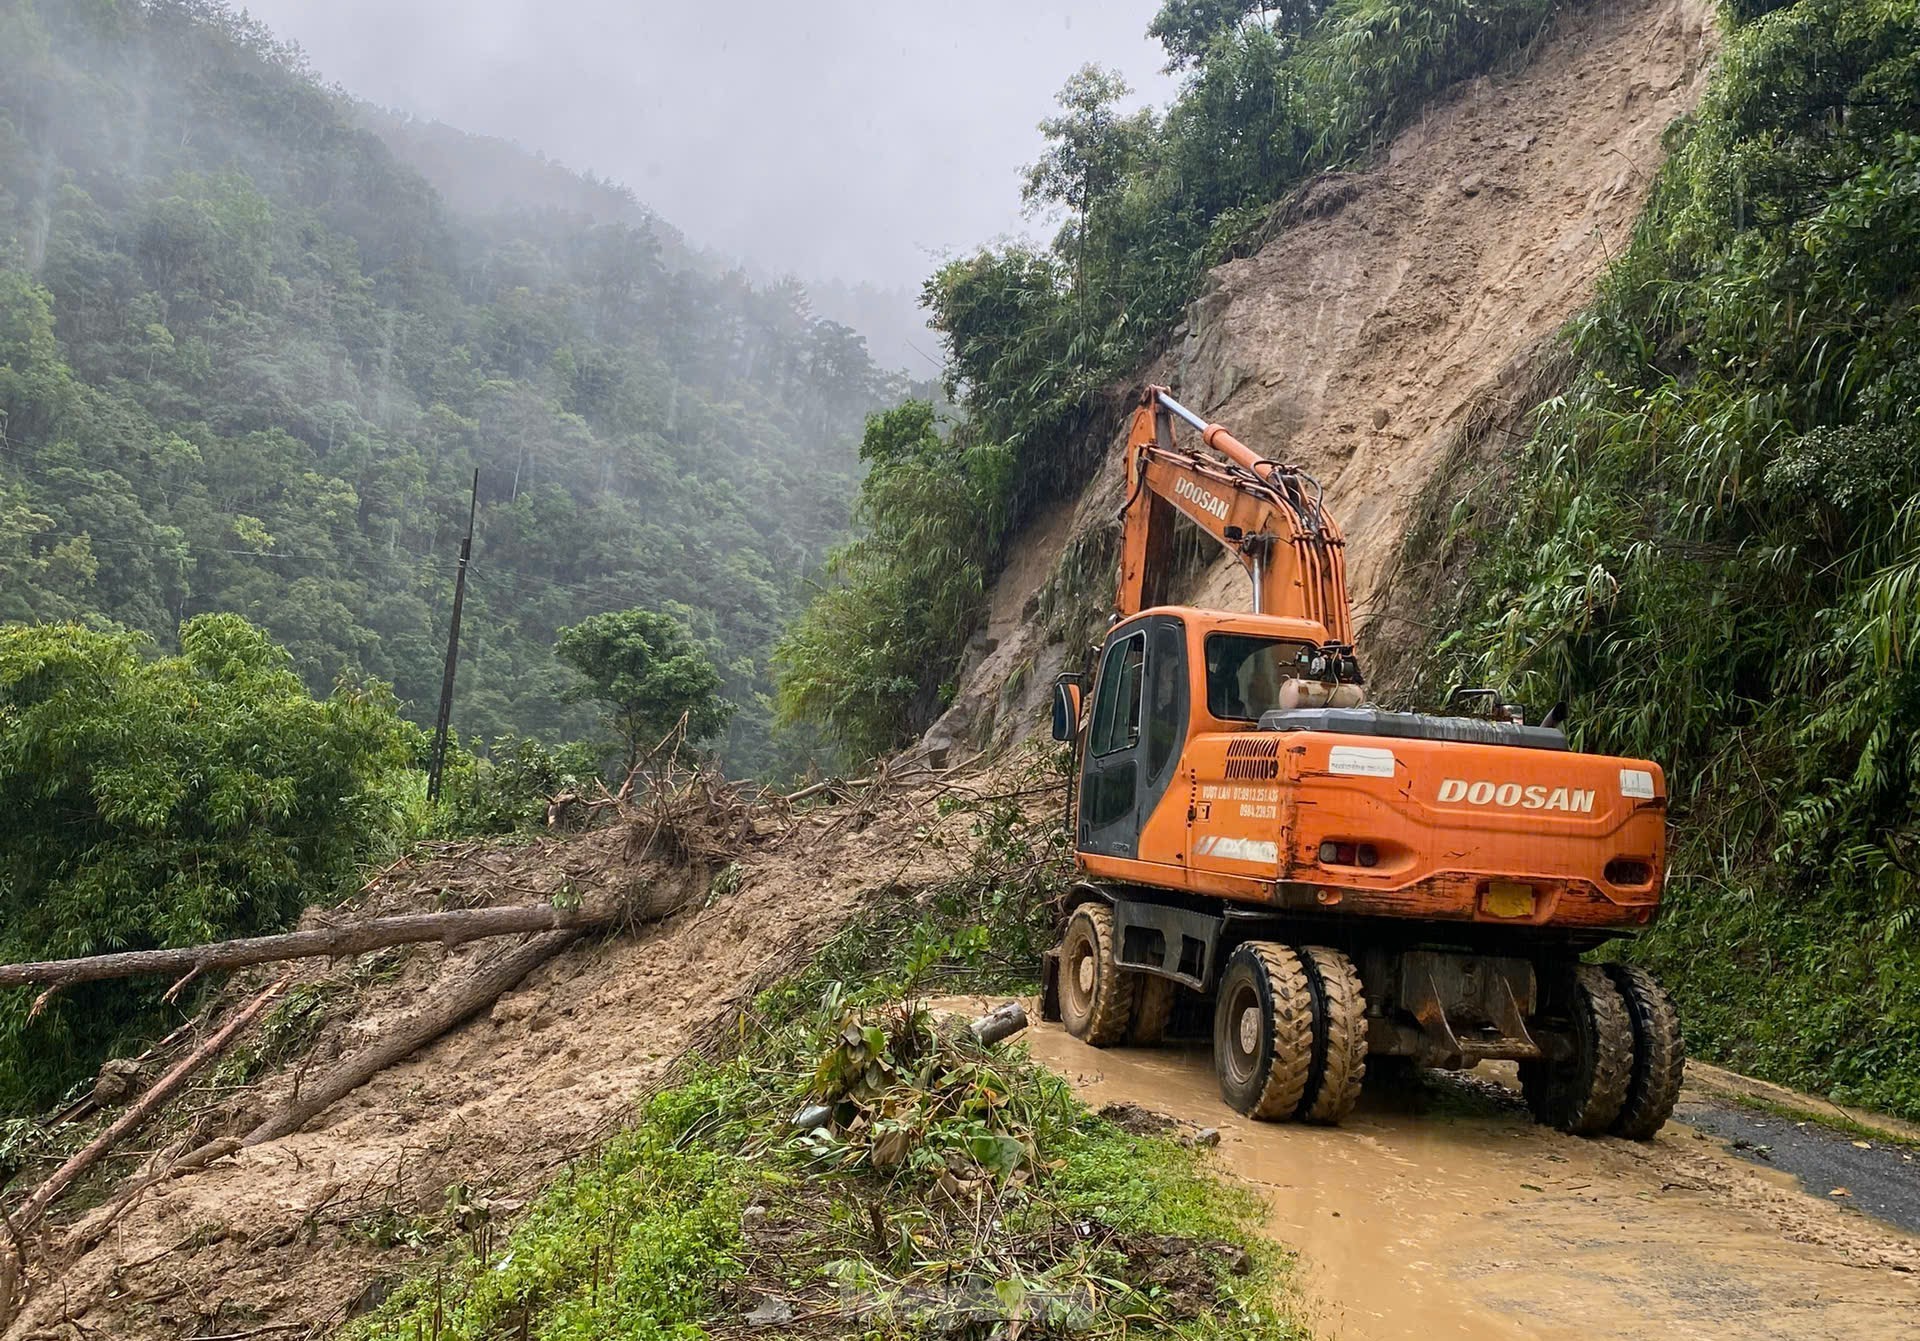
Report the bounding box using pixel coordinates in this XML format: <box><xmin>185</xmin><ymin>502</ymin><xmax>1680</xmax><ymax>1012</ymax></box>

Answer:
<box><xmin>0</xmin><ymin>0</ymin><xmax>896</xmax><ymax>776</ymax></box>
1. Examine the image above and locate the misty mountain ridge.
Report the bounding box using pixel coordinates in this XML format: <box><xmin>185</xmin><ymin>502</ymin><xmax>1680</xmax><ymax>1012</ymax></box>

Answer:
<box><xmin>0</xmin><ymin>0</ymin><xmax>905</xmax><ymax>775</ymax></box>
<box><xmin>357</xmin><ymin>105</ymin><xmax>929</xmax><ymax>372</ymax></box>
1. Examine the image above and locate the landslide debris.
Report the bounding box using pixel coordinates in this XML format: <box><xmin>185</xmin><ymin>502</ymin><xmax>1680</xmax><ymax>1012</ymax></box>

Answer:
<box><xmin>931</xmin><ymin>0</ymin><xmax>1716</xmax><ymax>755</ymax></box>
<box><xmin>2</xmin><ymin>766</ymin><xmax>995</xmax><ymax>1340</ymax></box>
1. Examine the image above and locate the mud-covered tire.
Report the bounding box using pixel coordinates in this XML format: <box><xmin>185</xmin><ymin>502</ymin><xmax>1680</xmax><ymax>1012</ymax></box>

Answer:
<box><xmin>1129</xmin><ymin>975</ymin><xmax>1176</xmax><ymax>1045</ymax></box>
<box><xmin>1298</xmin><ymin>946</ymin><xmax>1368</xmax><ymax>1125</ymax></box>
<box><xmin>1606</xmin><ymin>964</ymin><xmax>1685</xmax><ymax>1140</ymax></box>
<box><xmin>1213</xmin><ymin>942</ymin><xmax>1315</xmax><ymax>1121</ymax></box>
<box><xmin>1058</xmin><ymin>904</ymin><xmax>1134</xmax><ymax>1046</ymax></box>
<box><xmin>1519</xmin><ymin>964</ymin><xmax>1634</xmax><ymax>1136</ymax></box>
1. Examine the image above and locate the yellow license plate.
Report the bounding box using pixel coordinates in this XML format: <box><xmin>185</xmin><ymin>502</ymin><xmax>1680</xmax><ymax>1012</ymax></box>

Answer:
<box><xmin>1485</xmin><ymin>882</ymin><xmax>1536</xmax><ymax>919</ymax></box>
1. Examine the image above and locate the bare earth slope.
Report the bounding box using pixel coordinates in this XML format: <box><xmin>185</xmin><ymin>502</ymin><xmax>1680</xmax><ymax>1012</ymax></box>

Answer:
<box><xmin>8</xmin><ymin>800</ymin><xmax>978</xmax><ymax>1339</ymax></box>
<box><xmin>948</xmin><ymin>0</ymin><xmax>1716</xmax><ymax>748</ymax></box>
<box><xmin>1180</xmin><ymin>0</ymin><xmax>1715</xmax><ymax>619</ymax></box>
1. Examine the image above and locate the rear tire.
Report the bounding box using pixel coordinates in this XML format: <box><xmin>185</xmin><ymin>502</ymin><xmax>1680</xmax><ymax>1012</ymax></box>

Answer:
<box><xmin>1606</xmin><ymin>965</ymin><xmax>1685</xmax><ymax>1140</ymax></box>
<box><xmin>1058</xmin><ymin>904</ymin><xmax>1133</xmax><ymax>1046</ymax></box>
<box><xmin>1129</xmin><ymin>975</ymin><xmax>1176</xmax><ymax>1045</ymax></box>
<box><xmin>1519</xmin><ymin>964</ymin><xmax>1633</xmax><ymax>1136</ymax></box>
<box><xmin>1213</xmin><ymin>942</ymin><xmax>1315</xmax><ymax>1120</ymax></box>
<box><xmin>1298</xmin><ymin>946</ymin><xmax>1368</xmax><ymax>1125</ymax></box>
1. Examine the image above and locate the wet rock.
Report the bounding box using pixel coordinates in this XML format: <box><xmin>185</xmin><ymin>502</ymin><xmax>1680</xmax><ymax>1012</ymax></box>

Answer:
<box><xmin>91</xmin><ymin>1057</ymin><xmax>145</xmax><ymax>1107</ymax></box>
<box><xmin>744</xmin><ymin>1296</ymin><xmax>796</xmax><ymax>1327</ymax></box>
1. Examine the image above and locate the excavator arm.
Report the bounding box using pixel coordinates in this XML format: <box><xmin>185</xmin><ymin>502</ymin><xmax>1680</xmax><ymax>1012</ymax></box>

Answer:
<box><xmin>1116</xmin><ymin>387</ymin><xmax>1354</xmax><ymax>643</ymax></box>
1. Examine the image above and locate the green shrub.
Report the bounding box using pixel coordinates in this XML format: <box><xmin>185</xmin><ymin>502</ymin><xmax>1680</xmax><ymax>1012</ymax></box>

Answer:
<box><xmin>0</xmin><ymin>615</ymin><xmax>412</xmax><ymax>1112</ymax></box>
<box><xmin>432</xmin><ymin>733</ymin><xmax>601</xmax><ymax>836</ymax></box>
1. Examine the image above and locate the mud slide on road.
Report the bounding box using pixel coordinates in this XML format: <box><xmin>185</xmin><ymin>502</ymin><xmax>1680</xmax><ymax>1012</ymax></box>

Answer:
<box><xmin>1020</xmin><ymin>1021</ymin><xmax>1920</xmax><ymax>1340</ymax></box>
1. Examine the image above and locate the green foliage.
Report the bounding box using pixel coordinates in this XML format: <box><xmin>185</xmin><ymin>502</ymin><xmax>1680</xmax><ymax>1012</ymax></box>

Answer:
<box><xmin>781</xmin><ymin>0</ymin><xmax>1570</xmax><ymax>753</ymax></box>
<box><xmin>0</xmin><ymin>615</ymin><xmax>411</xmax><ymax>1112</ymax></box>
<box><xmin>555</xmin><ymin>608</ymin><xmax>731</xmax><ymax>770</ymax></box>
<box><xmin>774</xmin><ymin>401</ymin><xmax>998</xmax><ymax>759</ymax></box>
<box><xmin>432</xmin><ymin>733</ymin><xmax>601</xmax><ymax>836</ymax></box>
<box><xmin>1150</xmin><ymin>0</ymin><xmax>1329</xmax><ymax>70</ymax></box>
<box><xmin>1416</xmin><ymin>0</ymin><xmax>1920</xmax><ymax>1115</ymax></box>
<box><xmin>351</xmin><ymin>922</ymin><xmax>1298</xmax><ymax>1341</ymax></box>
<box><xmin>0</xmin><ymin>0</ymin><xmax>895</xmax><ymax>780</ymax></box>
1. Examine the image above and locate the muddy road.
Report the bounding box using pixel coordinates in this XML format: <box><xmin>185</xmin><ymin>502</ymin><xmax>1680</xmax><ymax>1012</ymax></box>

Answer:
<box><xmin>1014</xmin><ymin>1016</ymin><xmax>1920</xmax><ymax>1340</ymax></box>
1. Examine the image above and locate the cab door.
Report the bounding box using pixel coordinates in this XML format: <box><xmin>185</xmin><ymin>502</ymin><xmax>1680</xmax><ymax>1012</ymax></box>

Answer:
<box><xmin>1079</xmin><ymin>615</ymin><xmax>1188</xmax><ymax>860</ymax></box>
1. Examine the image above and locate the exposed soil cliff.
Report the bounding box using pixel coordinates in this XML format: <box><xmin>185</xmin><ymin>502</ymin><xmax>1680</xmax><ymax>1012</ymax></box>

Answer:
<box><xmin>934</xmin><ymin>0</ymin><xmax>1716</xmax><ymax>754</ymax></box>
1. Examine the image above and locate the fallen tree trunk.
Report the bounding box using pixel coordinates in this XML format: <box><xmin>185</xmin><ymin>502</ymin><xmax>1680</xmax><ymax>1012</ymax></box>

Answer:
<box><xmin>17</xmin><ymin>975</ymin><xmax>293</xmax><ymax>1227</ymax></box>
<box><xmin>241</xmin><ymin>928</ymin><xmax>582</xmax><ymax>1147</ymax></box>
<box><xmin>0</xmin><ymin>905</ymin><xmax>610</xmax><ymax>991</ymax></box>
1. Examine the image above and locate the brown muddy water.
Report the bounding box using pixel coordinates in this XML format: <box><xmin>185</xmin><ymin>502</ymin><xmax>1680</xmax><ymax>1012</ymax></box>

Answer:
<box><xmin>936</xmin><ymin>998</ymin><xmax>1920</xmax><ymax>1340</ymax></box>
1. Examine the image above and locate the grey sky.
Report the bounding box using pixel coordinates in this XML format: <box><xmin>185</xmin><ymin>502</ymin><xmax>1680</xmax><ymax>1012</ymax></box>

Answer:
<box><xmin>242</xmin><ymin>1</ymin><xmax>1175</xmax><ymax>293</ymax></box>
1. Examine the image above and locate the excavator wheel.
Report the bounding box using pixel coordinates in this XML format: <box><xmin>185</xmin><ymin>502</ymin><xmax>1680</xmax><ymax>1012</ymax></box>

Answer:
<box><xmin>1518</xmin><ymin>964</ymin><xmax>1634</xmax><ymax>1136</ymax></box>
<box><xmin>1298</xmin><ymin>946</ymin><xmax>1369</xmax><ymax>1125</ymax></box>
<box><xmin>1213</xmin><ymin>942</ymin><xmax>1315</xmax><ymax>1121</ymax></box>
<box><xmin>1058</xmin><ymin>904</ymin><xmax>1134</xmax><ymax>1047</ymax></box>
<box><xmin>1128</xmin><ymin>974</ymin><xmax>1177</xmax><ymax>1046</ymax></box>
<box><xmin>1605</xmin><ymin>964</ymin><xmax>1686</xmax><ymax>1140</ymax></box>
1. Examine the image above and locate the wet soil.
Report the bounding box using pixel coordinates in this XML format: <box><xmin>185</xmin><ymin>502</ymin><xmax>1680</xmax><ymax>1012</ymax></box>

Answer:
<box><xmin>1015</xmin><ymin>1016</ymin><xmax>1920</xmax><ymax>1341</ymax></box>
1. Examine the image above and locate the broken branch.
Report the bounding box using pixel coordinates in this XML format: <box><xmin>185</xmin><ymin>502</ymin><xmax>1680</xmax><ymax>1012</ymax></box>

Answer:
<box><xmin>17</xmin><ymin>975</ymin><xmax>293</xmax><ymax>1227</ymax></box>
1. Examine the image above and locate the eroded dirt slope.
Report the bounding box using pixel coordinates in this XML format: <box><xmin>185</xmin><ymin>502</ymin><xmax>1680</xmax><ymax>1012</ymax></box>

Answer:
<box><xmin>9</xmin><ymin>790</ymin><xmax>983</xmax><ymax>1339</ymax></box>
<box><xmin>945</xmin><ymin>0</ymin><xmax>1716</xmax><ymax>750</ymax></box>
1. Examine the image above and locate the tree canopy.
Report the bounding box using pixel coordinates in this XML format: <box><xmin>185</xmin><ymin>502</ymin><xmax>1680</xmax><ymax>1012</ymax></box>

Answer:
<box><xmin>0</xmin><ymin>0</ymin><xmax>900</xmax><ymax>781</ymax></box>
<box><xmin>0</xmin><ymin>615</ymin><xmax>413</xmax><ymax>1110</ymax></box>
<box><xmin>555</xmin><ymin>609</ymin><xmax>731</xmax><ymax>770</ymax></box>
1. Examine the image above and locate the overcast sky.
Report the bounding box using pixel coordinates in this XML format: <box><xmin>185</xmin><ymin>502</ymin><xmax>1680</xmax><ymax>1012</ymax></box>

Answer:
<box><xmin>241</xmin><ymin>1</ymin><xmax>1175</xmax><ymax>294</ymax></box>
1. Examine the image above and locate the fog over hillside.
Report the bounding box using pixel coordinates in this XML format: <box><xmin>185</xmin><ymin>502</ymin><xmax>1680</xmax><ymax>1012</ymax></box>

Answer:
<box><xmin>240</xmin><ymin>0</ymin><xmax>1176</xmax><ymax>369</ymax></box>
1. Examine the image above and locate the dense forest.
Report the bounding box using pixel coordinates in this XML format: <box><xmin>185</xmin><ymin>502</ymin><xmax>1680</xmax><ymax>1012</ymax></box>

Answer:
<box><xmin>0</xmin><ymin>0</ymin><xmax>898</xmax><ymax>780</ymax></box>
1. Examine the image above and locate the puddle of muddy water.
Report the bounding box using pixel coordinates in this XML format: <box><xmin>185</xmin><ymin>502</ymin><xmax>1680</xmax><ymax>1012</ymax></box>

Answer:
<box><xmin>933</xmin><ymin>997</ymin><xmax>1920</xmax><ymax>1341</ymax></box>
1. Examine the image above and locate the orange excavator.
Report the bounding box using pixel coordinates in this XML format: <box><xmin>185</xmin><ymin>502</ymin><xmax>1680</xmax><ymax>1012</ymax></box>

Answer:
<box><xmin>1042</xmin><ymin>387</ymin><xmax>1682</xmax><ymax>1136</ymax></box>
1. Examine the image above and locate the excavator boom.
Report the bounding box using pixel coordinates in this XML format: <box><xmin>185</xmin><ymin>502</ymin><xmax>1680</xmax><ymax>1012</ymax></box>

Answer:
<box><xmin>1117</xmin><ymin>387</ymin><xmax>1353</xmax><ymax>642</ymax></box>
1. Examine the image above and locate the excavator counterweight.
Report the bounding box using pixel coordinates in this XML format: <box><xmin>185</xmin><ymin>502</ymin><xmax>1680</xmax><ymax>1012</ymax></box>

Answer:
<box><xmin>1044</xmin><ymin>386</ymin><xmax>1682</xmax><ymax>1138</ymax></box>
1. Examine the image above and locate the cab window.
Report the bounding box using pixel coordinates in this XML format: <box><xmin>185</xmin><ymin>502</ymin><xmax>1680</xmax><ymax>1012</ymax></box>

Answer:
<box><xmin>1205</xmin><ymin>633</ymin><xmax>1312</xmax><ymax>721</ymax></box>
<box><xmin>1089</xmin><ymin>633</ymin><xmax>1145</xmax><ymax>755</ymax></box>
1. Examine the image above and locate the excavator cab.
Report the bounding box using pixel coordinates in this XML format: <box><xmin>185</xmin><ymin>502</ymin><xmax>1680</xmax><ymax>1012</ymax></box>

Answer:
<box><xmin>1045</xmin><ymin>386</ymin><xmax>1684</xmax><ymax>1141</ymax></box>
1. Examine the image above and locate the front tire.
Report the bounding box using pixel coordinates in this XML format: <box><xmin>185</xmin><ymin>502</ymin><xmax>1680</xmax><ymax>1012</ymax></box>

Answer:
<box><xmin>1298</xmin><ymin>946</ymin><xmax>1369</xmax><ymax>1124</ymax></box>
<box><xmin>1213</xmin><ymin>942</ymin><xmax>1315</xmax><ymax>1120</ymax></box>
<box><xmin>1058</xmin><ymin>904</ymin><xmax>1134</xmax><ymax>1046</ymax></box>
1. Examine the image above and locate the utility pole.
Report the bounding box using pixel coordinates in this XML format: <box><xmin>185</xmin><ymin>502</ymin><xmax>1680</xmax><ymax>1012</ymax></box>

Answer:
<box><xmin>427</xmin><ymin>470</ymin><xmax>479</xmax><ymax>804</ymax></box>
